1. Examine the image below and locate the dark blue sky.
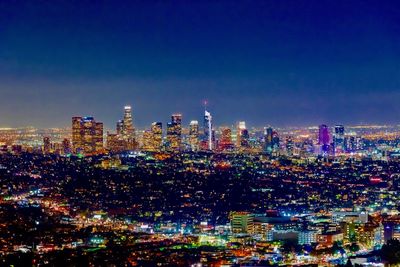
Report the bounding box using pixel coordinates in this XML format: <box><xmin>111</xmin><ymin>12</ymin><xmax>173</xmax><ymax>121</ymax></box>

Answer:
<box><xmin>1</xmin><ymin>0</ymin><xmax>400</xmax><ymax>128</ymax></box>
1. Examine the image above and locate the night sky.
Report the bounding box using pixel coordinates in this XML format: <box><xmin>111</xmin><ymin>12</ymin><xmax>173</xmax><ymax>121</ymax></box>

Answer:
<box><xmin>1</xmin><ymin>1</ymin><xmax>400</xmax><ymax>128</ymax></box>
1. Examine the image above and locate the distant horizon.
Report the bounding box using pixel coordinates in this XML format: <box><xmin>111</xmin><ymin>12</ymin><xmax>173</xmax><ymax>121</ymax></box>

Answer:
<box><xmin>0</xmin><ymin>114</ymin><xmax>399</xmax><ymax>131</ymax></box>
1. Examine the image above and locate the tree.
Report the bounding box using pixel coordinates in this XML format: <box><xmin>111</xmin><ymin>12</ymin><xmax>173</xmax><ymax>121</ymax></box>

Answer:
<box><xmin>380</xmin><ymin>239</ymin><xmax>400</xmax><ymax>264</ymax></box>
<box><xmin>349</xmin><ymin>243</ymin><xmax>360</xmax><ymax>253</ymax></box>
<box><xmin>345</xmin><ymin>259</ymin><xmax>353</xmax><ymax>267</ymax></box>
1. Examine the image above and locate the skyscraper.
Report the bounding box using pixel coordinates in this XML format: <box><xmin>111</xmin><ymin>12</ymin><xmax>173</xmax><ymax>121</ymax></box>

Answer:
<box><xmin>219</xmin><ymin>127</ymin><xmax>233</xmax><ymax>151</ymax></box>
<box><xmin>167</xmin><ymin>114</ymin><xmax>182</xmax><ymax>151</ymax></box>
<box><xmin>122</xmin><ymin>105</ymin><xmax>135</xmax><ymax>138</ymax></box>
<box><xmin>72</xmin><ymin>116</ymin><xmax>104</xmax><ymax>155</ymax></box>
<box><xmin>236</xmin><ymin>121</ymin><xmax>246</xmax><ymax>148</ymax></box>
<box><xmin>334</xmin><ymin>125</ymin><xmax>345</xmax><ymax>154</ymax></box>
<box><xmin>108</xmin><ymin>106</ymin><xmax>138</xmax><ymax>151</ymax></box>
<box><xmin>286</xmin><ymin>136</ymin><xmax>294</xmax><ymax>156</ymax></box>
<box><xmin>272</xmin><ymin>130</ymin><xmax>280</xmax><ymax>154</ymax></box>
<box><xmin>264</xmin><ymin>127</ymin><xmax>273</xmax><ymax>154</ymax></box>
<box><xmin>72</xmin><ymin>117</ymin><xmax>83</xmax><ymax>153</ymax></box>
<box><xmin>116</xmin><ymin>120</ymin><xmax>123</xmax><ymax>135</ymax></box>
<box><xmin>95</xmin><ymin>121</ymin><xmax>104</xmax><ymax>153</ymax></box>
<box><xmin>171</xmin><ymin>114</ymin><xmax>182</xmax><ymax>125</ymax></box>
<box><xmin>106</xmin><ymin>133</ymin><xmax>125</xmax><ymax>153</ymax></box>
<box><xmin>62</xmin><ymin>138</ymin><xmax>71</xmax><ymax>155</ymax></box>
<box><xmin>151</xmin><ymin>122</ymin><xmax>163</xmax><ymax>151</ymax></box>
<box><xmin>240</xmin><ymin>128</ymin><xmax>250</xmax><ymax>148</ymax></box>
<box><xmin>142</xmin><ymin>130</ymin><xmax>153</xmax><ymax>151</ymax></box>
<box><xmin>189</xmin><ymin>120</ymin><xmax>199</xmax><ymax>151</ymax></box>
<box><xmin>204</xmin><ymin>110</ymin><xmax>213</xmax><ymax>150</ymax></box>
<box><xmin>318</xmin><ymin>124</ymin><xmax>330</xmax><ymax>156</ymax></box>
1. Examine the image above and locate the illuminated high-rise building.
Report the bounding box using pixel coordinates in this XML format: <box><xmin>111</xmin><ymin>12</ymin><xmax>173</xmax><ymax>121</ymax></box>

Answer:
<box><xmin>333</xmin><ymin>125</ymin><xmax>345</xmax><ymax>154</ymax></box>
<box><xmin>43</xmin><ymin>136</ymin><xmax>51</xmax><ymax>154</ymax></box>
<box><xmin>122</xmin><ymin>105</ymin><xmax>135</xmax><ymax>138</ymax></box>
<box><xmin>189</xmin><ymin>120</ymin><xmax>199</xmax><ymax>151</ymax></box>
<box><xmin>94</xmin><ymin>121</ymin><xmax>104</xmax><ymax>153</ymax></box>
<box><xmin>264</xmin><ymin>127</ymin><xmax>279</xmax><ymax>155</ymax></box>
<box><xmin>286</xmin><ymin>136</ymin><xmax>294</xmax><ymax>156</ymax></box>
<box><xmin>53</xmin><ymin>142</ymin><xmax>62</xmax><ymax>155</ymax></box>
<box><xmin>219</xmin><ymin>127</ymin><xmax>233</xmax><ymax>151</ymax></box>
<box><xmin>72</xmin><ymin>116</ymin><xmax>104</xmax><ymax>155</ymax></box>
<box><xmin>344</xmin><ymin>133</ymin><xmax>356</xmax><ymax>153</ymax></box>
<box><xmin>62</xmin><ymin>138</ymin><xmax>71</xmax><ymax>155</ymax></box>
<box><xmin>318</xmin><ymin>124</ymin><xmax>330</xmax><ymax>156</ymax></box>
<box><xmin>106</xmin><ymin>133</ymin><xmax>125</xmax><ymax>153</ymax></box>
<box><xmin>272</xmin><ymin>130</ymin><xmax>280</xmax><ymax>153</ymax></box>
<box><xmin>236</xmin><ymin>121</ymin><xmax>246</xmax><ymax>148</ymax></box>
<box><xmin>72</xmin><ymin>117</ymin><xmax>83</xmax><ymax>153</ymax></box>
<box><xmin>204</xmin><ymin>110</ymin><xmax>213</xmax><ymax>150</ymax></box>
<box><xmin>264</xmin><ymin>127</ymin><xmax>273</xmax><ymax>154</ymax></box>
<box><xmin>151</xmin><ymin>122</ymin><xmax>163</xmax><ymax>151</ymax></box>
<box><xmin>167</xmin><ymin>114</ymin><xmax>182</xmax><ymax>151</ymax></box>
<box><xmin>240</xmin><ymin>129</ymin><xmax>250</xmax><ymax>148</ymax></box>
<box><xmin>122</xmin><ymin>106</ymin><xmax>137</xmax><ymax>150</ymax></box>
<box><xmin>166</xmin><ymin>122</ymin><xmax>173</xmax><ymax>149</ymax></box>
<box><xmin>116</xmin><ymin>120</ymin><xmax>123</xmax><ymax>135</ymax></box>
<box><xmin>230</xmin><ymin>212</ymin><xmax>255</xmax><ymax>234</ymax></box>
<box><xmin>111</xmin><ymin>106</ymin><xmax>138</xmax><ymax>151</ymax></box>
<box><xmin>142</xmin><ymin>130</ymin><xmax>153</xmax><ymax>151</ymax></box>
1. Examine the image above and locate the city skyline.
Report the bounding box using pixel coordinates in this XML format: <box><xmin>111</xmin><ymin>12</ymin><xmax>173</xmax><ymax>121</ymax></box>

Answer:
<box><xmin>1</xmin><ymin>1</ymin><xmax>400</xmax><ymax>127</ymax></box>
<box><xmin>0</xmin><ymin>101</ymin><xmax>399</xmax><ymax>130</ymax></box>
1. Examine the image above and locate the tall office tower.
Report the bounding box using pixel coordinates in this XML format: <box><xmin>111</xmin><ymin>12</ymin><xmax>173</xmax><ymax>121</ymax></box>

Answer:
<box><xmin>72</xmin><ymin>117</ymin><xmax>83</xmax><ymax>153</ymax></box>
<box><xmin>116</xmin><ymin>120</ymin><xmax>123</xmax><ymax>135</ymax></box>
<box><xmin>236</xmin><ymin>121</ymin><xmax>246</xmax><ymax>148</ymax></box>
<box><xmin>62</xmin><ymin>138</ymin><xmax>71</xmax><ymax>155</ymax></box>
<box><xmin>166</xmin><ymin>123</ymin><xmax>173</xmax><ymax>150</ymax></box>
<box><xmin>122</xmin><ymin>105</ymin><xmax>135</xmax><ymax>138</ymax></box>
<box><xmin>116</xmin><ymin>105</ymin><xmax>138</xmax><ymax>150</ymax></box>
<box><xmin>344</xmin><ymin>134</ymin><xmax>356</xmax><ymax>153</ymax></box>
<box><xmin>43</xmin><ymin>136</ymin><xmax>51</xmax><ymax>154</ymax></box>
<box><xmin>171</xmin><ymin>113</ymin><xmax>182</xmax><ymax>125</ymax></box>
<box><xmin>151</xmin><ymin>122</ymin><xmax>163</xmax><ymax>151</ymax></box>
<box><xmin>167</xmin><ymin>114</ymin><xmax>182</xmax><ymax>151</ymax></box>
<box><xmin>72</xmin><ymin>116</ymin><xmax>104</xmax><ymax>155</ymax></box>
<box><xmin>109</xmin><ymin>106</ymin><xmax>138</xmax><ymax>151</ymax></box>
<box><xmin>94</xmin><ymin>122</ymin><xmax>104</xmax><ymax>153</ymax></box>
<box><xmin>264</xmin><ymin>127</ymin><xmax>273</xmax><ymax>154</ymax></box>
<box><xmin>189</xmin><ymin>120</ymin><xmax>199</xmax><ymax>151</ymax></box>
<box><xmin>333</xmin><ymin>125</ymin><xmax>345</xmax><ymax>154</ymax></box>
<box><xmin>286</xmin><ymin>136</ymin><xmax>294</xmax><ymax>156</ymax></box>
<box><xmin>272</xmin><ymin>130</ymin><xmax>280</xmax><ymax>153</ymax></box>
<box><xmin>204</xmin><ymin>110</ymin><xmax>213</xmax><ymax>150</ymax></box>
<box><xmin>219</xmin><ymin>127</ymin><xmax>233</xmax><ymax>150</ymax></box>
<box><xmin>318</xmin><ymin>124</ymin><xmax>330</xmax><ymax>156</ymax></box>
<box><xmin>106</xmin><ymin>133</ymin><xmax>125</xmax><ymax>153</ymax></box>
<box><xmin>142</xmin><ymin>130</ymin><xmax>153</xmax><ymax>151</ymax></box>
<box><xmin>240</xmin><ymin>129</ymin><xmax>250</xmax><ymax>148</ymax></box>
<box><xmin>301</xmin><ymin>138</ymin><xmax>315</xmax><ymax>156</ymax></box>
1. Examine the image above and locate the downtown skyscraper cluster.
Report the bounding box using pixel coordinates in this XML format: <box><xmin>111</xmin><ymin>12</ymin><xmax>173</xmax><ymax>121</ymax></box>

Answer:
<box><xmin>68</xmin><ymin>105</ymin><xmax>361</xmax><ymax>158</ymax></box>
<box><xmin>70</xmin><ymin>105</ymin><xmax>283</xmax><ymax>156</ymax></box>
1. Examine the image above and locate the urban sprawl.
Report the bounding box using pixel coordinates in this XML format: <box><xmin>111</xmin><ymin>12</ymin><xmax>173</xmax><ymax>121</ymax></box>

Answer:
<box><xmin>1</xmin><ymin>106</ymin><xmax>400</xmax><ymax>266</ymax></box>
